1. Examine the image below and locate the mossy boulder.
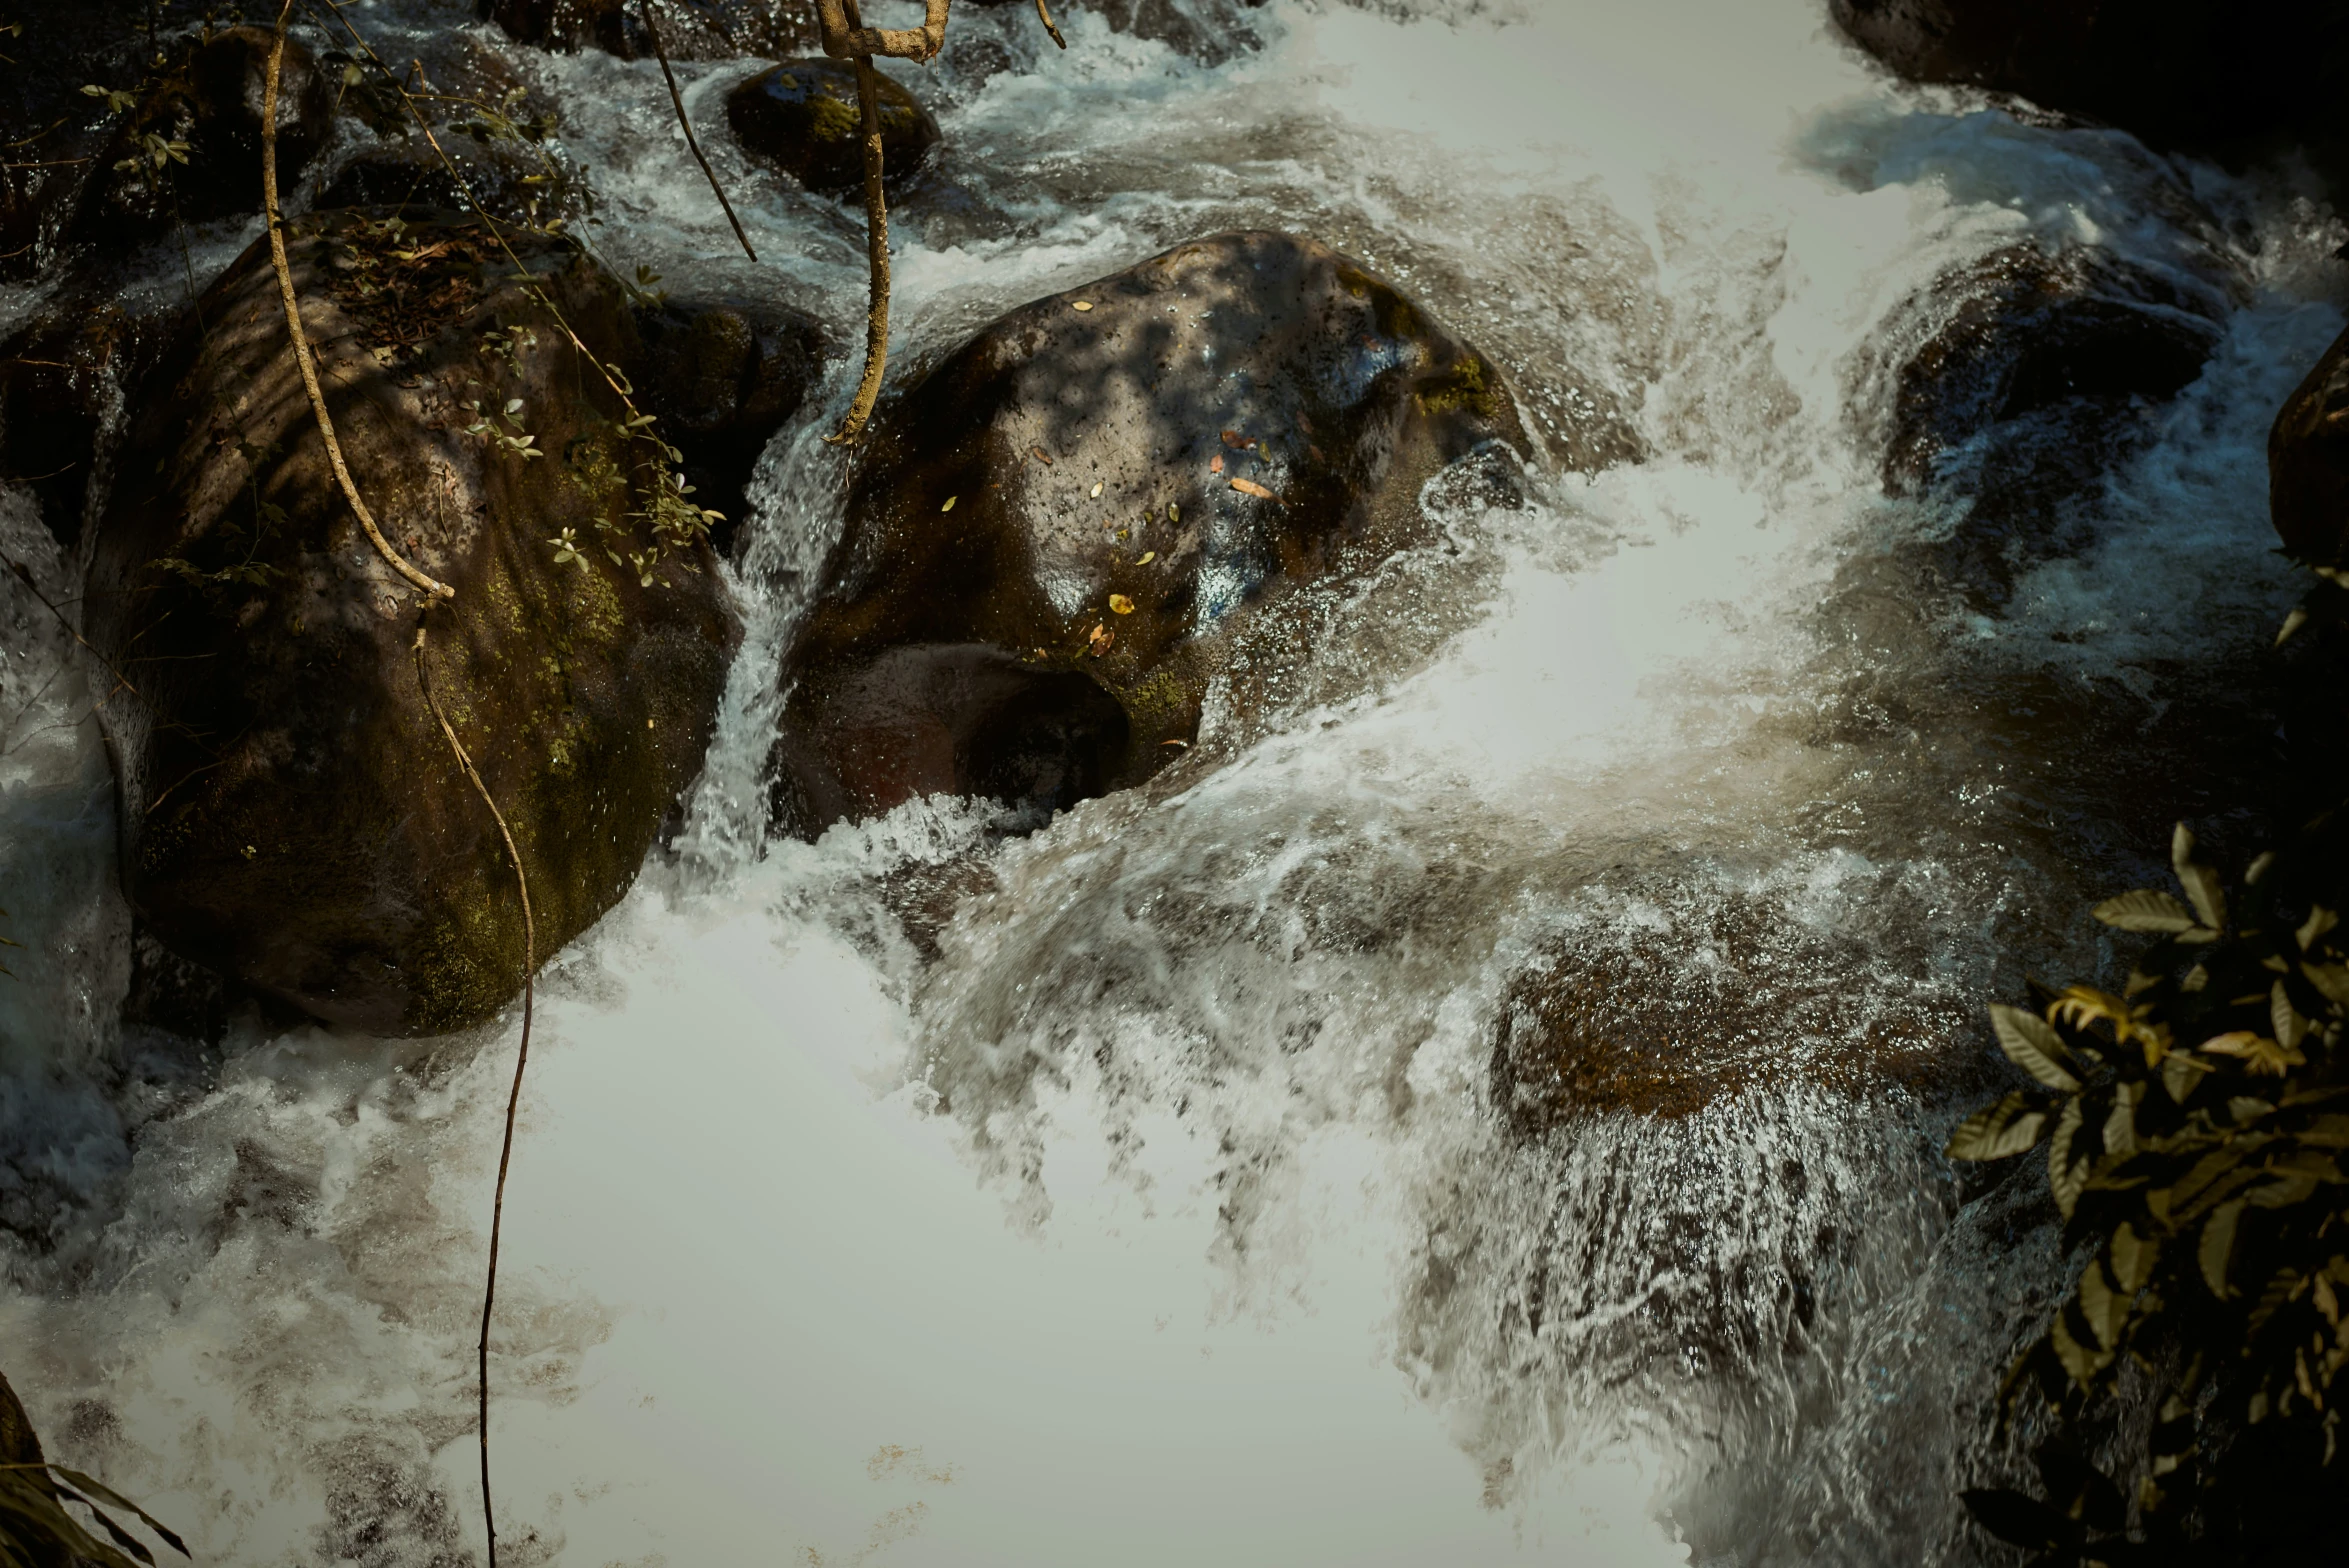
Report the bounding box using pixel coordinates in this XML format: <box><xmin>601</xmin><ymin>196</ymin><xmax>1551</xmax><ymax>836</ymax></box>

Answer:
<box><xmin>83</xmin><ymin>211</ymin><xmax>739</xmax><ymax>1036</ymax></box>
<box><xmin>771</xmin><ymin>229</ymin><xmax>1525</xmax><ymax>835</ymax></box>
<box><xmin>725</xmin><ymin>58</ymin><xmax>939</xmax><ymax>196</ymax></box>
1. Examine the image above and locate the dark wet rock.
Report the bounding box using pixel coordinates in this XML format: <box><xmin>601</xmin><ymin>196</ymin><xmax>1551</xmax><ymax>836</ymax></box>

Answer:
<box><xmin>478</xmin><ymin>0</ymin><xmax>816</xmax><ymax>61</ymax></box>
<box><xmin>1491</xmin><ymin>891</ymin><xmax>1967</xmax><ymax>1128</ymax></box>
<box><xmin>1828</xmin><ymin>1</ymin><xmax>2349</xmax><ymax>169</ymax></box>
<box><xmin>634</xmin><ymin>291</ymin><xmax>828</xmax><ymax>554</ymax></box>
<box><xmin>725</xmin><ymin>59</ymin><xmax>940</xmax><ymax>196</ymax></box>
<box><xmin>1867</xmin><ymin>243</ymin><xmax>2228</xmax><ymax>607</ymax></box>
<box><xmin>0</xmin><ymin>0</ymin><xmax>158</xmax><ymax>278</ymax></box>
<box><xmin>83</xmin><ymin>212</ymin><xmax>739</xmax><ymax>1037</ymax></box>
<box><xmin>71</xmin><ymin>26</ymin><xmax>335</xmax><ymax>247</ymax></box>
<box><xmin>0</xmin><ymin>297</ymin><xmax>189</xmax><ymax>551</ymax></box>
<box><xmin>314</xmin><ymin>138</ymin><xmax>577</xmax><ymax>232</ymax></box>
<box><xmin>771</xmin><ymin>229</ymin><xmax>1526</xmax><ymax>835</ymax></box>
<box><xmin>2269</xmin><ymin>320</ymin><xmax>2349</xmax><ymax>567</ymax></box>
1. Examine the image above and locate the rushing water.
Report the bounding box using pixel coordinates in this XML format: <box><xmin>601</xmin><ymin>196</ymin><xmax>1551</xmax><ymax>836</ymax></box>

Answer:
<box><xmin>3</xmin><ymin>0</ymin><xmax>2346</xmax><ymax>1562</ymax></box>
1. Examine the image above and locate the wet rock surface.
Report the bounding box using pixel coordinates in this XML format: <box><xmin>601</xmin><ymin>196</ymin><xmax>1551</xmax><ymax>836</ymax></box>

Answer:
<box><xmin>1491</xmin><ymin>890</ymin><xmax>1968</xmax><ymax>1127</ymax></box>
<box><xmin>1866</xmin><ymin>242</ymin><xmax>2229</xmax><ymax>608</ymax></box>
<box><xmin>479</xmin><ymin>0</ymin><xmax>816</xmax><ymax>61</ymax></box>
<box><xmin>1829</xmin><ymin>0</ymin><xmax>2349</xmax><ymax>173</ymax></box>
<box><xmin>0</xmin><ymin>297</ymin><xmax>189</xmax><ymax>551</ymax></box>
<box><xmin>634</xmin><ymin>290</ymin><xmax>828</xmax><ymax>554</ymax></box>
<box><xmin>772</xmin><ymin>229</ymin><xmax>1527</xmax><ymax>836</ymax></box>
<box><xmin>83</xmin><ymin>212</ymin><xmax>738</xmax><ymax>1036</ymax></box>
<box><xmin>725</xmin><ymin>58</ymin><xmax>940</xmax><ymax>196</ymax></box>
<box><xmin>2269</xmin><ymin>319</ymin><xmax>2349</xmax><ymax>567</ymax></box>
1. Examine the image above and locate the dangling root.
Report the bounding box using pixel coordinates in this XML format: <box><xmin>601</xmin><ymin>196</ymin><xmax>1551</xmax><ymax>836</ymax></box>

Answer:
<box><xmin>640</xmin><ymin>0</ymin><xmax>758</xmax><ymax>262</ymax></box>
<box><xmin>415</xmin><ymin>620</ymin><xmax>537</xmax><ymax>1568</ymax></box>
<box><xmin>824</xmin><ymin>0</ymin><xmax>897</xmax><ymax>446</ymax></box>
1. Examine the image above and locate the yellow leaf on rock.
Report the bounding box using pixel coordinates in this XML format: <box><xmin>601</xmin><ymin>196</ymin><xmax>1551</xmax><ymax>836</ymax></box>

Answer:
<box><xmin>1071</xmin><ymin>300</ymin><xmax>1094</xmax><ymax>312</ymax></box>
<box><xmin>941</xmin><ymin>495</ymin><xmax>957</xmax><ymax>512</ymax></box>
<box><xmin>1109</xmin><ymin>594</ymin><xmax>1134</xmax><ymax>614</ymax></box>
<box><xmin>1137</xmin><ymin>552</ymin><xmax>1155</xmax><ymax>565</ymax></box>
<box><xmin>1230</xmin><ymin>477</ymin><xmax>1277</xmax><ymax>501</ymax></box>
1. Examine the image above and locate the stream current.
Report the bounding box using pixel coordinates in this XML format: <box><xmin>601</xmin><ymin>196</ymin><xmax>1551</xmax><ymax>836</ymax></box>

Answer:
<box><xmin>2</xmin><ymin>0</ymin><xmax>2345</xmax><ymax>1562</ymax></box>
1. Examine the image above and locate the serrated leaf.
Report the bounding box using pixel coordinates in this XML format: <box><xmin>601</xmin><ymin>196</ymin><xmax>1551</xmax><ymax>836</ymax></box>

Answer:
<box><xmin>1991</xmin><ymin>1004</ymin><xmax>2080</xmax><ymax>1091</ymax></box>
<box><xmin>1946</xmin><ymin>1091</ymin><xmax>2049</xmax><ymax>1161</ymax></box>
<box><xmin>2273</xmin><ymin>980</ymin><xmax>2307</xmax><ymax>1051</ymax></box>
<box><xmin>2102</xmin><ymin>1086</ymin><xmax>2137</xmax><ymax>1157</ymax></box>
<box><xmin>2110</xmin><ymin>1222</ymin><xmax>2158</xmax><ymax>1294</ymax></box>
<box><xmin>2078</xmin><ymin>1258</ymin><xmax>2125</xmax><ymax>1349</ymax></box>
<box><xmin>2093</xmin><ymin>889</ymin><xmax>2196</xmax><ymax>933</ymax></box>
<box><xmin>2050</xmin><ymin>1306</ymin><xmax>2111</xmax><ymax>1387</ymax></box>
<box><xmin>2172</xmin><ymin>823</ymin><xmax>2227</xmax><ymax>931</ymax></box>
<box><xmin>2200</xmin><ymin>1198</ymin><xmax>2245</xmax><ymax>1297</ymax></box>
<box><xmin>2297</xmin><ymin>905</ymin><xmax>2339</xmax><ymax>952</ymax></box>
<box><xmin>2050</xmin><ymin>1096</ymin><xmax>2088</xmax><ymax>1219</ymax></box>
<box><xmin>2303</xmin><ymin>960</ymin><xmax>2349</xmax><ymax>1005</ymax></box>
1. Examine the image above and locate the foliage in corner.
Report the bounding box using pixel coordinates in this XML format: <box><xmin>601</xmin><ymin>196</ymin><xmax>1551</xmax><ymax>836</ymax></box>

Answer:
<box><xmin>1949</xmin><ymin>822</ymin><xmax>2349</xmax><ymax>1564</ymax></box>
<box><xmin>0</xmin><ymin>1462</ymin><xmax>187</xmax><ymax>1568</ymax></box>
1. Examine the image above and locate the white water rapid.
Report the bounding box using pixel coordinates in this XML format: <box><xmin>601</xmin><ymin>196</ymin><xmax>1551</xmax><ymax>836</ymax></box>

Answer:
<box><xmin>3</xmin><ymin>0</ymin><xmax>2344</xmax><ymax>1563</ymax></box>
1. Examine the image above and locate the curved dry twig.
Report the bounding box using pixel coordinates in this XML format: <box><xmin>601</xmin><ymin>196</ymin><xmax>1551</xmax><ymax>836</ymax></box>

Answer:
<box><xmin>639</xmin><ymin>0</ymin><xmax>757</xmax><ymax>261</ymax></box>
<box><xmin>414</xmin><ymin>619</ymin><xmax>537</xmax><ymax>1568</ymax></box>
<box><xmin>1033</xmin><ymin>0</ymin><xmax>1068</xmax><ymax>49</ymax></box>
<box><xmin>262</xmin><ymin>2</ymin><xmax>453</xmax><ymax>601</ymax></box>
<box><xmin>817</xmin><ymin>0</ymin><xmax>950</xmax><ymax>62</ymax></box>
<box><xmin>825</xmin><ymin>1</ymin><xmax>895</xmax><ymax>446</ymax></box>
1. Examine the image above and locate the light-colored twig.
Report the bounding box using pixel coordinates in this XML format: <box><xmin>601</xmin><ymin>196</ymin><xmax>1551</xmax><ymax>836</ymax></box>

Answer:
<box><xmin>414</xmin><ymin>620</ymin><xmax>536</xmax><ymax>1568</ymax></box>
<box><xmin>639</xmin><ymin>0</ymin><xmax>757</xmax><ymax>262</ymax></box>
<box><xmin>262</xmin><ymin>2</ymin><xmax>453</xmax><ymax>601</ymax></box>
<box><xmin>1033</xmin><ymin>0</ymin><xmax>1067</xmax><ymax>49</ymax></box>
<box><xmin>816</xmin><ymin>0</ymin><xmax>950</xmax><ymax>63</ymax></box>
<box><xmin>824</xmin><ymin>0</ymin><xmax>895</xmax><ymax>446</ymax></box>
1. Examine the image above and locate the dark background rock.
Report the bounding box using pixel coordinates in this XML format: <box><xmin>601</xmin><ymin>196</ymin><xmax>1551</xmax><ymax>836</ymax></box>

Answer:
<box><xmin>71</xmin><ymin>26</ymin><xmax>335</xmax><ymax>248</ymax></box>
<box><xmin>83</xmin><ymin>212</ymin><xmax>738</xmax><ymax>1036</ymax></box>
<box><xmin>478</xmin><ymin>0</ymin><xmax>817</xmax><ymax>61</ymax></box>
<box><xmin>725</xmin><ymin>59</ymin><xmax>939</xmax><ymax>196</ymax></box>
<box><xmin>1829</xmin><ymin>1</ymin><xmax>2349</xmax><ymax>178</ymax></box>
<box><xmin>0</xmin><ymin>296</ymin><xmax>189</xmax><ymax>551</ymax></box>
<box><xmin>634</xmin><ymin>291</ymin><xmax>828</xmax><ymax>555</ymax></box>
<box><xmin>2270</xmin><ymin>319</ymin><xmax>2349</xmax><ymax>566</ymax></box>
<box><xmin>771</xmin><ymin>229</ymin><xmax>1527</xmax><ymax>837</ymax></box>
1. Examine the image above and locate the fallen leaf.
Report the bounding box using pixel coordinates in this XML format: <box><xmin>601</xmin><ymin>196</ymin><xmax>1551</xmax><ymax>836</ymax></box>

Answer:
<box><xmin>1071</xmin><ymin>300</ymin><xmax>1094</xmax><ymax>312</ymax></box>
<box><xmin>1087</xmin><ymin>623</ymin><xmax>1113</xmax><ymax>656</ymax></box>
<box><xmin>1031</xmin><ymin>446</ymin><xmax>1053</xmax><ymax>466</ymax></box>
<box><xmin>1136</xmin><ymin>551</ymin><xmax>1156</xmax><ymax>565</ymax></box>
<box><xmin>1168</xmin><ymin>503</ymin><xmax>1180</xmax><ymax>522</ymax></box>
<box><xmin>940</xmin><ymin>495</ymin><xmax>957</xmax><ymax>512</ymax></box>
<box><xmin>1209</xmin><ymin>453</ymin><xmax>1224</xmax><ymax>474</ymax></box>
<box><xmin>1090</xmin><ymin>481</ymin><xmax>1104</xmax><ymax>498</ymax></box>
<box><xmin>1162</xmin><ymin>739</ymin><xmax>1189</xmax><ymax>748</ymax></box>
<box><xmin>1109</xmin><ymin>594</ymin><xmax>1134</xmax><ymax>614</ymax></box>
<box><xmin>1221</xmin><ymin>429</ymin><xmax>1245</xmax><ymax>447</ymax></box>
<box><xmin>1230</xmin><ymin>477</ymin><xmax>1277</xmax><ymax>501</ymax></box>
<box><xmin>1308</xmin><ymin>444</ymin><xmax>1325</xmax><ymax>463</ymax></box>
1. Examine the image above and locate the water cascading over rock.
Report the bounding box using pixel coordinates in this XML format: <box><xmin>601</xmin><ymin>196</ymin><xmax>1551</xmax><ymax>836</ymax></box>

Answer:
<box><xmin>769</xmin><ymin>229</ymin><xmax>1529</xmax><ymax>835</ymax></box>
<box><xmin>81</xmin><ymin>211</ymin><xmax>743</xmax><ymax>1036</ymax></box>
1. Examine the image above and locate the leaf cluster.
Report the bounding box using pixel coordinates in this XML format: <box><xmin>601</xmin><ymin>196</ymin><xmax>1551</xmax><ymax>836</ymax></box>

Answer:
<box><xmin>1951</xmin><ymin>823</ymin><xmax>2349</xmax><ymax>1561</ymax></box>
<box><xmin>0</xmin><ymin>1462</ymin><xmax>185</xmax><ymax>1568</ymax></box>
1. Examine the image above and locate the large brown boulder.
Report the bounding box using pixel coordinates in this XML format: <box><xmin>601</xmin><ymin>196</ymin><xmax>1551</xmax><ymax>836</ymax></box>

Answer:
<box><xmin>478</xmin><ymin>0</ymin><xmax>815</xmax><ymax>61</ymax></box>
<box><xmin>725</xmin><ymin>58</ymin><xmax>940</xmax><ymax>196</ymax></box>
<box><xmin>771</xmin><ymin>230</ymin><xmax>1526</xmax><ymax>835</ymax></box>
<box><xmin>2270</xmin><ymin>321</ymin><xmax>2349</xmax><ymax>566</ymax></box>
<box><xmin>84</xmin><ymin>211</ymin><xmax>739</xmax><ymax>1036</ymax></box>
<box><xmin>1829</xmin><ymin>1</ymin><xmax>2349</xmax><ymax>167</ymax></box>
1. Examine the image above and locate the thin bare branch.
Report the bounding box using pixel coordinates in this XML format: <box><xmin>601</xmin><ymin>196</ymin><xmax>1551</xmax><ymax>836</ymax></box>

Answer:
<box><xmin>1033</xmin><ymin>0</ymin><xmax>1067</xmax><ymax>50</ymax></box>
<box><xmin>262</xmin><ymin>2</ymin><xmax>454</xmax><ymax>601</ymax></box>
<box><xmin>824</xmin><ymin>0</ymin><xmax>897</xmax><ymax>446</ymax></box>
<box><xmin>414</xmin><ymin>618</ymin><xmax>536</xmax><ymax>1568</ymax></box>
<box><xmin>639</xmin><ymin>0</ymin><xmax>757</xmax><ymax>261</ymax></box>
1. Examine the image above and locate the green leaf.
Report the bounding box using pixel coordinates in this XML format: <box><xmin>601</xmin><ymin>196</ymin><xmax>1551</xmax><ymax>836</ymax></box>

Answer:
<box><xmin>1990</xmin><ymin>1005</ymin><xmax>2080</xmax><ymax>1091</ymax></box>
<box><xmin>2050</xmin><ymin>1097</ymin><xmax>2087</xmax><ymax>1219</ymax></box>
<box><xmin>2093</xmin><ymin>889</ymin><xmax>2196</xmax><ymax>933</ymax></box>
<box><xmin>2162</xmin><ymin>1050</ymin><xmax>2210</xmax><ymax>1103</ymax></box>
<box><xmin>2078</xmin><ymin>1258</ymin><xmax>2127</xmax><ymax>1349</ymax></box>
<box><xmin>2303</xmin><ymin>960</ymin><xmax>2349</xmax><ymax>1005</ymax></box>
<box><xmin>1946</xmin><ymin>1091</ymin><xmax>2050</xmax><ymax>1161</ymax></box>
<box><xmin>43</xmin><ymin>1469</ymin><xmax>187</xmax><ymax>1557</ymax></box>
<box><xmin>2272</xmin><ymin>981</ymin><xmax>2307</xmax><ymax>1052</ymax></box>
<box><xmin>2050</xmin><ymin>1306</ymin><xmax>2112</xmax><ymax>1387</ymax></box>
<box><xmin>2199</xmin><ymin>1198</ymin><xmax>2246</xmax><ymax>1298</ymax></box>
<box><xmin>2110</xmin><ymin>1222</ymin><xmax>2159</xmax><ymax>1294</ymax></box>
<box><xmin>2173</xmin><ymin>823</ymin><xmax>2227</xmax><ymax>931</ymax></box>
<box><xmin>2297</xmin><ymin>905</ymin><xmax>2337</xmax><ymax>952</ymax></box>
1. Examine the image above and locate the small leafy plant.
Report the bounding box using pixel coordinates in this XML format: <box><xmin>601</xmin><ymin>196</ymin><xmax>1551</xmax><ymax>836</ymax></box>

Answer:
<box><xmin>1950</xmin><ymin>821</ymin><xmax>2349</xmax><ymax>1563</ymax></box>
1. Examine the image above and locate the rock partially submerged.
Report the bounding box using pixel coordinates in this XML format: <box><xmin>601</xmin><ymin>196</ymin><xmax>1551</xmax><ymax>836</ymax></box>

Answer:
<box><xmin>479</xmin><ymin>0</ymin><xmax>813</xmax><ymax>61</ymax></box>
<box><xmin>84</xmin><ymin>212</ymin><xmax>738</xmax><ymax>1036</ymax></box>
<box><xmin>2270</xmin><ymin>321</ymin><xmax>2349</xmax><ymax>568</ymax></box>
<box><xmin>772</xmin><ymin>229</ymin><xmax>1526</xmax><ymax>835</ymax></box>
<box><xmin>725</xmin><ymin>59</ymin><xmax>940</xmax><ymax>196</ymax></box>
